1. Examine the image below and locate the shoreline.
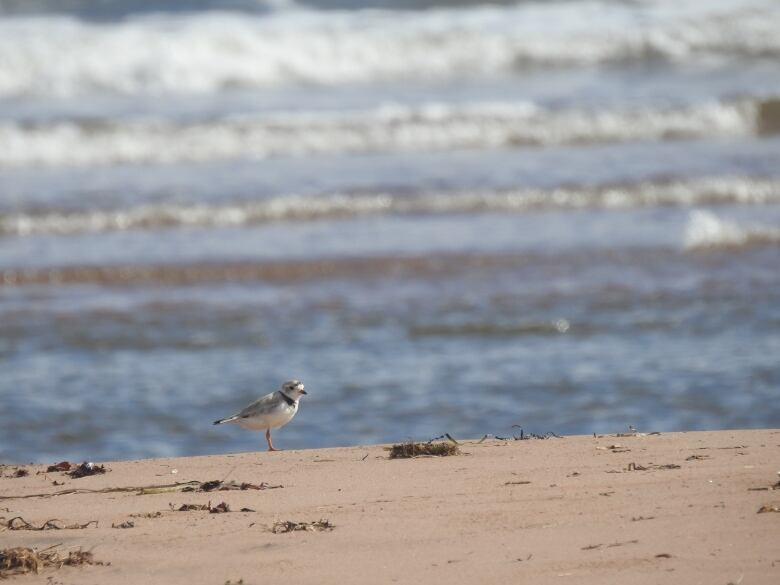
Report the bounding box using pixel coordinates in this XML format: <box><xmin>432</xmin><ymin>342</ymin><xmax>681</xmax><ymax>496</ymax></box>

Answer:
<box><xmin>2</xmin><ymin>429</ymin><xmax>779</xmax><ymax>584</ymax></box>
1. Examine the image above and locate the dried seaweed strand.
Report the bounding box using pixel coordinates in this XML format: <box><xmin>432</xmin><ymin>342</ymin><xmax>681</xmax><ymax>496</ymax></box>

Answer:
<box><xmin>0</xmin><ymin>479</ymin><xmax>281</xmax><ymax>501</ymax></box>
<box><xmin>389</xmin><ymin>442</ymin><xmax>460</xmax><ymax>459</ymax></box>
<box><xmin>271</xmin><ymin>519</ymin><xmax>334</xmax><ymax>533</ymax></box>
<box><xmin>0</xmin><ymin>517</ymin><xmax>98</xmax><ymax>531</ymax></box>
<box><xmin>0</xmin><ymin>545</ymin><xmax>104</xmax><ymax>578</ymax></box>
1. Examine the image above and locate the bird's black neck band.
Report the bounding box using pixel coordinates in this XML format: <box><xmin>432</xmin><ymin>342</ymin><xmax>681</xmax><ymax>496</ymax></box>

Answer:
<box><xmin>279</xmin><ymin>392</ymin><xmax>296</xmax><ymax>406</ymax></box>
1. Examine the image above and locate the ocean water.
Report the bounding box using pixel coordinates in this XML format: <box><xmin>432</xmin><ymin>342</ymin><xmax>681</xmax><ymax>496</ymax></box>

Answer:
<box><xmin>1</xmin><ymin>0</ymin><xmax>779</xmax><ymax>463</ymax></box>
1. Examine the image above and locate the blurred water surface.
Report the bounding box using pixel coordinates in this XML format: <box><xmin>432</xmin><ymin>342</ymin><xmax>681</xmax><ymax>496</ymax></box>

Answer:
<box><xmin>1</xmin><ymin>0</ymin><xmax>779</xmax><ymax>462</ymax></box>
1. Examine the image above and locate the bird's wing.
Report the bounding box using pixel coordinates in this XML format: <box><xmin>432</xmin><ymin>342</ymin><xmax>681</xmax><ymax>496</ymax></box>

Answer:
<box><xmin>237</xmin><ymin>391</ymin><xmax>280</xmax><ymax>418</ymax></box>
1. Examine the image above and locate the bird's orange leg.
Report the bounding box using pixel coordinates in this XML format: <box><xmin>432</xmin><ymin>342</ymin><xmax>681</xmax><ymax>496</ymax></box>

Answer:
<box><xmin>266</xmin><ymin>429</ymin><xmax>278</xmax><ymax>451</ymax></box>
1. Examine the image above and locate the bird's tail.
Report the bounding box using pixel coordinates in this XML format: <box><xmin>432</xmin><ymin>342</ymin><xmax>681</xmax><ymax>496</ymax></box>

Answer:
<box><xmin>213</xmin><ymin>415</ymin><xmax>238</xmax><ymax>425</ymax></box>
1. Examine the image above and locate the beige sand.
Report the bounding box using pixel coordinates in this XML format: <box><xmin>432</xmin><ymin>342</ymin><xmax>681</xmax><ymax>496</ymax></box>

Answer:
<box><xmin>2</xmin><ymin>429</ymin><xmax>779</xmax><ymax>584</ymax></box>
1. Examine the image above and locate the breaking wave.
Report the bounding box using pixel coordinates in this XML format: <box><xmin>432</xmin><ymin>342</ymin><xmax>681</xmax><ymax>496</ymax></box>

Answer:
<box><xmin>684</xmin><ymin>209</ymin><xmax>780</xmax><ymax>250</ymax></box>
<box><xmin>0</xmin><ymin>99</ymin><xmax>761</xmax><ymax>168</ymax></box>
<box><xmin>1</xmin><ymin>0</ymin><xmax>779</xmax><ymax>96</ymax></box>
<box><xmin>3</xmin><ymin>176</ymin><xmax>780</xmax><ymax>237</ymax></box>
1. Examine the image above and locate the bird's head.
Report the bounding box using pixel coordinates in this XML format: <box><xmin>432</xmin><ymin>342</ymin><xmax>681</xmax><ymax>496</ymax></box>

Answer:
<box><xmin>282</xmin><ymin>379</ymin><xmax>307</xmax><ymax>399</ymax></box>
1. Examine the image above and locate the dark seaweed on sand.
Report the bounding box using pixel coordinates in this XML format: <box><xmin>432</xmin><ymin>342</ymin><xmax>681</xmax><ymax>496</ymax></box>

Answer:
<box><xmin>389</xmin><ymin>442</ymin><xmax>460</xmax><ymax>459</ymax></box>
<box><xmin>0</xmin><ymin>546</ymin><xmax>103</xmax><ymax>578</ymax></box>
<box><xmin>46</xmin><ymin>461</ymin><xmax>72</xmax><ymax>472</ymax></box>
<box><xmin>0</xmin><ymin>517</ymin><xmax>97</xmax><ymax>531</ymax></box>
<box><xmin>184</xmin><ymin>480</ymin><xmax>283</xmax><ymax>492</ymax></box>
<box><xmin>67</xmin><ymin>462</ymin><xmax>107</xmax><ymax>479</ymax></box>
<box><xmin>271</xmin><ymin>519</ymin><xmax>334</xmax><ymax>533</ymax></box>
<box><xmin>172</xmin><ymin>501</ymin><xmax>254</xmax><ymax>513</ymax></box>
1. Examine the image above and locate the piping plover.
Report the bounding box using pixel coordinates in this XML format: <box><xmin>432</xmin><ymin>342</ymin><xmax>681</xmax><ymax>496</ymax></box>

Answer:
<box><xmin>213</xmin><ymin>380</ymin><xmax>307</xmax><ymax>451</ymax></box>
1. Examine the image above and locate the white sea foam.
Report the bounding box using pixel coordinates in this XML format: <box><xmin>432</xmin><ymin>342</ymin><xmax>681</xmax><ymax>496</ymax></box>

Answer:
<box><xmin>3</xmin><ymin>177</ymin><xmax>780</xmax><ymax>237</ymax></box>
<box><xmin>0</xmin><ymin>0</ymin><xmax>778</xmax><ymax>96</ymax></box>
<box><xmin>684</xmin><ymin>209</ymin><xmax>780</xmax><ymax>250</ymax></box>
<box><xmin>0</xmin><ymin>99</ymin><xmax>759</xmax><ymax>168</ymax></box>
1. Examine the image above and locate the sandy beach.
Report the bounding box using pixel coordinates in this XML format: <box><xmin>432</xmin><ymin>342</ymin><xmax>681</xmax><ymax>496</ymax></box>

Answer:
<box><xmin>1</xmin><ymin>429</ymin><xmax>779</xmax><ymax>584</ymax></box>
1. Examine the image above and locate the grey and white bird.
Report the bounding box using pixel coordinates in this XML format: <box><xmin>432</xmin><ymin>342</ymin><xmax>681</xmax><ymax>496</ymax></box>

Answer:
<box><xmin>213</xmin><ymin>380</ymin><xmax>307</xmax><ymax>451</ymax></box>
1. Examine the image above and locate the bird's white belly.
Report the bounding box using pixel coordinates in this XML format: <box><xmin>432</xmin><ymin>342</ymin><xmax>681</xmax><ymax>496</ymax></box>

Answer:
<box><xmin>236</xmin><ymin>404</ymin><xmax>296</xmax><ymax>431</ymax></box>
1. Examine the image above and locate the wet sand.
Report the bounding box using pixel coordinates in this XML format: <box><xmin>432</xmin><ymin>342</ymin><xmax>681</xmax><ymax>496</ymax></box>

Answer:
<box><xmin>2</xmin><ymin>429</ymin><xmax>779</xmax><ymax>584</ymax></box>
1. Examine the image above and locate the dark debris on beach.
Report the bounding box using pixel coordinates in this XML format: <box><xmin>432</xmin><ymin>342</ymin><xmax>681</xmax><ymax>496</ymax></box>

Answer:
<box><xmin>0</xmin><ymin>546</ymin><xmax>104</xmax><ymax>578</ymax></box>
<box><xmin>185</xmin><ymin>480</ymin><xmax>283</xmax><ymax>492</ymax></box>
<box><xmin>0</xmin><ymin>516</ymin><xmax>98</xmax><ymax>531</ymax></box>
<box><xmin>477</xmin><ymin>427</ymin><xmax>563</xmax><ymax>442</ymax></box>
<box><xmin>171</xmin><ymin>501</ymin><xmax>255</xmax><ymax>513</ymax></box>
<box><xmin>67</xmin><ymin>462</ymin><xmax>108</xmax><ymax>479</ymax></box>
<box><xmin>389</xmin><ymin>442</ymin><xmax>460</xmax><ymax>459</ymax></box>
<box><xmin>271</xmin><ymin>519</ymin><xmax>334</xmax><ymax>534</ymax></box>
